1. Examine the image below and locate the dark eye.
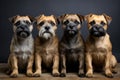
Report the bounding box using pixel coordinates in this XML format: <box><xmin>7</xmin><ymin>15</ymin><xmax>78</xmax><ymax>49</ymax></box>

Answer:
<box><xmin>89</xmin><ymin>20</ymin><xmax>95</xmax><ymax>25</ymax></box>
<box><xmin>74</xmin><ymin>20</ymin><xmax>80</xmax><ymax>25</ymax></box>
<box><xmin>50</xmin><ymin>21</ymin><xmax>55</xmax><ymax>26</ymax></box>
<box><xmin>25</xmin><ymin>21</ymin><xmax>31</xmax><ymax>25</ymax></box>
<box><xmin>63</xmin><ymin>20</ymin><xmax>69</xmax><ymax>25</ymax></box>
<box><xmin>38</xmin><ymin>21</ymin><xmax>44</xmax><ymax>26</ymax></box>
<box><xmin>101</xmin><ymin>21</ymin><xmax>106</xmax><ymax>26</ymax></box>
<box><xmin>14</xmin><ymin>21</ymin><xmax>20</xmax><ymax>26</ymax></box>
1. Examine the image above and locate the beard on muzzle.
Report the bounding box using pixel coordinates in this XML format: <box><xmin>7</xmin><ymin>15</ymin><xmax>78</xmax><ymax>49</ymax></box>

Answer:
<box><xmin>17</xmin><ymin>31</ymin><xmax>30</xmax><ymax>38</ymax></box>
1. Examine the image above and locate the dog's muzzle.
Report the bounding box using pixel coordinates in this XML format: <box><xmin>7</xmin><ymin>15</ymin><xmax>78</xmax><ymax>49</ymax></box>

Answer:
<box><xmin>90</xmin><ymin>26</ymin><xmax>106</xmax><ymax>37</ymax></box>
<box><xmin>65</xmin><ymin>23</ymin><xmax>78</xmax><ymax>36</ymax></box>
<box><xmin>16</xmin><ymin>25</ymin><xmax>30</xmax><ymax>38</ymax></box>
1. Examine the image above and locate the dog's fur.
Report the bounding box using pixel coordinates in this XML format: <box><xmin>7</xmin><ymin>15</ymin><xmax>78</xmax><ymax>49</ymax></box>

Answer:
<box><xmin>8</xmin><ymin>15</ymin><xmax>35</xmax><ymax>77</ymax></box>
<box><xmin>59</xmin><ymin>14</ymin><xmax>85</xmax><ymax>77</ymax></box>
<box><xmin>33</xmin><ymin>14</ymin><xmax>60</xmax><ymax>77</ymax></box>
<box><xmin>85</xmin><ymin>13</ymin><xmax>117</xmax><ymax>78</ymax></box>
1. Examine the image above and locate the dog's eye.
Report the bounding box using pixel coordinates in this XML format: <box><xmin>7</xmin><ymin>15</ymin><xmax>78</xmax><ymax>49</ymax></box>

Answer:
<box><xmin>63</xmin><ymin>20</ymin><xmax>69</xmax><ymax>25</ymax></box>
<box><xmin>100</xmin><ymin>21</ymin><xmax>106</xmax><ymax>26</ymax></box>
<box><xmin>89</xmin><ymin>20</ymin><xmax>95</xmax><ymax>25</ymax></box>
<box><xmin>14</xmin><ymin>21</ymin><xmax>20</xmax><ymax>26</ymax></box>
<box><xmin>50</xmin><ymin>21</ymin><xmax>55</xmax><ymax>26</ymax></box>
<box><xmin>74</xmin><ymin>20</ymin><xmax>80</xmax><ymax>25</ymax></box>
<box><xmin>38</xmin><ymin>21</ymin><xmax>44</xmax><ymax>26</ymax></box>
<box><xmin>25</xmin><ymin>21</ymin><xmax>31</xmax><ymax>25</ymax></box>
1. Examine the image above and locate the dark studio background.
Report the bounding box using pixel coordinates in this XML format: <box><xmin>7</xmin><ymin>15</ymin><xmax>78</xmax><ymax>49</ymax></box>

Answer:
<box><xmin>0</xmin><ymin>0</ymin><xmax>120</xmax><ymax>63</ymax></box>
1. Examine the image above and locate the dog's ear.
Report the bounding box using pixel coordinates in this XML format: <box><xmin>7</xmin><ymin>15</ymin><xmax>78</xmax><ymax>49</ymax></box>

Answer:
<box><xmin>77</xmin><ymin>14</ymin><xmax>84</xmax><ymax>24</ymax></box>
<box><xmin>103</xmin><ymin>13</ymin><xmax>112</xmax><ymax>25</ymax></box>
<box><xmin>85</xmin><ymin>13</ymin><xmax>94</xmax><ymax>21</ymax></box>
<box><xmin>58</xmin><ymin>14</ymin><xmax>67</xmax><ymax>23</ymax></box>
<box><xmin>36</xmin><ymin>14</ymin><xmax>44</xmax><ymax>20</ymax></box>
<box><xmin>9</xmin><ymin>15</ymin><xmax>19</xmax><ymax>23</ymax></box>
<box><xmin>28</xmin><ymin>16</ymin><xmax>36</xmax><ymax>23</ymax></box>
<box><xmin>51</xmin><ymin>15</ymin><xmax>60</xmax><ymax>25</ymax></box>
<box><xmin>35</xmin><ymin>14</ymin><xmax>44</xmax><ymax>25</ymax></box>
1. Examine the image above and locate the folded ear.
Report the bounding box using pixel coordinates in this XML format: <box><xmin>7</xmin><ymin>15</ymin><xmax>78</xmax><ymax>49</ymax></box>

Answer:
<box><xmin>77</xmin><ymin>14</ymin><xmax>84</xmax><ymax>24</ymax></box>
<box><xmin>51</xmin><ymin>15</ymin><xmax>60</xmax><ymax>25</ymax></box>
<box><xmin>85</xmin><ymin>13</ymin><xmax>94</xmax><ymax>21</ymax></box>
<box><xmin>58</xmin><ymin>14</ymin><xmax>67</xmax><ymax>23</ymax></box>
<box><xmin>35</xmin><ymin>14</ymin><xmax>44</xmax><ymax>20</ymax></box>
<box><xmin>28</xmin><ymin>16</ymin><xmax>36</xmax><ymax>23</ymax></box>
<box><xmin>34</xmin><ymin>14</ymin><xmax>44</xmax><ymax>25</ymax></box>
<box><xmin>103</xmin><ymin>13</ymin><xmax>112</xmax><ymax>25</ymax></box>
<box><xmin>9</xmin><ymin>15</ymin><xmax>19</xmax><ymax>23</ymax></box>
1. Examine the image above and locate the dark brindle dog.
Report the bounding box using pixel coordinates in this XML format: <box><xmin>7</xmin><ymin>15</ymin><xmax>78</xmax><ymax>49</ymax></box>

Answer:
<box><xmin>59</xmin><ymin>14</ymin><xmax>85</xmax><ymax>77</ymax></box>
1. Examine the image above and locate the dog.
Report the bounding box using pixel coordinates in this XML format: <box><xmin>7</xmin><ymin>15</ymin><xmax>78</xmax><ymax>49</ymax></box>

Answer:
<box><xmin>8</xmin><ymin>15</ymin><xmax>35</xmax><ymax>77</ymax></box>
<box><xmin>33</xmin><ymin>14</ymin><xmax>60</xmax><ymax>77</ymax></box>
<box><xmin>85</xmin><ymin>13</ymin><xmax>117</xmax><ymax>78</ymax></box>
<box><xmin>59</xmin><ymin>14</ymin><xmax>85</xmax><ymax>77</ymax></box>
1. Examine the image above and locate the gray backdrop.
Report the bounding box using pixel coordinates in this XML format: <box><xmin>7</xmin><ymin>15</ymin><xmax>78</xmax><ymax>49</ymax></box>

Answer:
<box><xmin>0</xmin><ymin>0</ymin><xmax>120</xmax><ymax>63</ymax></box>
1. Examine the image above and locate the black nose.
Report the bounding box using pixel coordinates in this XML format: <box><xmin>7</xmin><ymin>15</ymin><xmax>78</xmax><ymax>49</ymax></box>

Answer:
<box><xmin>19</xmin><ymin>25</ymin><xmax>27</xmax><ymax>30</ymax></box>
<box><xmin>69</xmin><ymin>25</ymin><xmax>74</xmax><ymax>29</ymax></box>
<box><xmin>45</xmin><ymin>26</ymin><xmax>50</xmax><ymax>30</ymax></box>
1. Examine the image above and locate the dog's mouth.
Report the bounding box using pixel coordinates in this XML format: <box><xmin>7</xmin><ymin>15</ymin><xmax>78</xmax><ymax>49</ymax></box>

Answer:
<box><xmin>42</xmin><ymin>31</ymin><xmax>53</xmax><ymax>36</ymax></box>
<box><xmin>90</xmin><ymin>27</ymin><xmax>106</xmax><ymax>37</ymax></box>
<box><xmin>17</xmin><ymin>31</ymin><xmax>30</xmax><ymax>38</ymax></box>
<box><xmin>65</xmin><ymin>29</ymin><xmax>77</xmax><ymax>36</ymax></box>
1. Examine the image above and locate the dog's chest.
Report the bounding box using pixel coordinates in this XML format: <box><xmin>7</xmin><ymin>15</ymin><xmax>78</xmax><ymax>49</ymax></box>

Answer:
<box><xmin>14</xmin><ymin>40</ymin><xmax>33</xmax><ymax>60</ymax></box>
<box><xmin>41</xmin><ymin>47</ymin><xmax>55</xmax><ymax>66</ymax></box>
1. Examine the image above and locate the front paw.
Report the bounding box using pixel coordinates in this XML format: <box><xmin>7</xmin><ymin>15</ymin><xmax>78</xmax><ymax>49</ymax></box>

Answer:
<box><xmin>27</xmin><ymin>72</ymin><xmax>33</xmax><ymax>77</ymax></box>
<box><xmin>52</xmin><ymin>70</ymin><xmax>60</xmax><ymax>77</ymax></box>
<box><xmin>33</xmin><ymin>71</ymin><xmax>41</xmax><ymax>77</ymax></box>
<box><xmin>60</xmin><ymin>73</ymin><xmax>66</xmax><ymax>77</ymax></box>
<box><xmin>10</xmin><ymin>71</ymin><xmax>18</xmax><ymax>78</ymax></box>
<box><xmin>78</xmin><ymin>70</ymin><xmax>85</xmax><ymax>77</ymax></box>
<box><xmin>52</xmin><ymin>72</ymin><xmax>60</xmax><ymax>77</ymax></box>
<box><xmin>105</xmin><ymin>72</ymin><xmax>113</xmax><ymax>78</ymax></box>
<box><xmin>86</xmin><ymin>72</ymin><xmax>93</xmax><ymax>78</ymax></box>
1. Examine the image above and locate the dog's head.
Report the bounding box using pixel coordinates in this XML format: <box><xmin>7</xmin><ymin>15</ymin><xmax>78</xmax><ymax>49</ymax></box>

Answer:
<box><xmin>59</xmin><ymin>14</ymin><xmax>84</xmax><ymax>36</ymax></box>
<box><xmin>35</xmin><ymin>14</ymin><xmax>59</xmax><ymax>40</ymax></box>
<box><xmin>9</xmin><ymin>15</ymin><xmax>35</xmax><ymax>38</ymax></box>
<box><xmin>85</xmin><ymin>13</ymin><xmax>112</xmax><ymax>37</ymax></box>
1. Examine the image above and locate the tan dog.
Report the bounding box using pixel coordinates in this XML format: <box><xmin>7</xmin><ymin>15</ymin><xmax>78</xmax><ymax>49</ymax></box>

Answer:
<box><xmin>33</xmin><ymin>15</ymin><xmax>60</xmax><ymax>77</ymax></box>
<box><xmin>59</xmin><ymin>14</ymin><xmax>85</xmax><ymax>77</ymax></box>
<box><xmin>8</xmin><ymin>15</ymin><xmax>35</xmax><ymax>77</ymax></box>
<box><xmin>85</xmin><ymin>13</ymin><xmax>117</xmax><ymax>78</ymax></box>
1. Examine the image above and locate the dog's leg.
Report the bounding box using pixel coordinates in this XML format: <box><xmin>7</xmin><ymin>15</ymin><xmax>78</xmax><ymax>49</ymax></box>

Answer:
<box><xmin>86</xmin><ymin>53</ymin><xmax>93</xmax><ymax>78</ymax></box>
<box><xmin>52</xmin><ymin>54</ymin><xmax>60</xmax><ymax>77</ymax></box>
<box><xmin>110</xmin><ymin>55</ymin><xmax>117</xmax><ymax>74</ymax></box>
<box><xmin>33</xmin><ymin>53</ymin><xmax>42</xmax><ymax>77</ymax></box>
<box><xmin>104</xmin><ymin>52</ymin><xmax>113</xmax><ymax>78</ymax></box>
<box><xmin>10</xmin><ymin>54</ymin><xmax>18</xmax><ymax>77</ymax></box>
<box><xmin>60</xmin><ymin>54</ymin><xmax>66</xmax><ymax>77</ymax></box>
<box><xmin>26</xmin><ymin>54</ymin><xmax>34</xmax><ymax>77</ymax></box>
<box><xmin>78</xmin><ymin>53</ymin><xmax>85</xmax><ymax>77</ymax></box>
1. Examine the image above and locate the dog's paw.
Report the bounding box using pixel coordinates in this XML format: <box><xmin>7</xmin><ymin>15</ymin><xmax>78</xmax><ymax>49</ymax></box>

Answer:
<box><xmin>78</xmin><ymin>73</ymin><xmax>85</xmax><ymax>77</ymax></box>
<box><xmin>52</xmin><ymin>72</ymin><xmax>60</xmax><ymax>77</ymax></box>
<box><xmin>78</xmin><ymin>70</ymin><xmax>85</xmax><ymax>77</ymax></box>
<box><xmin>33</xmin><ymin>72</ymin><xmax>41</xmax><ymax>77</ymax></box>
<box><xmin>105</xmin><ymin>72</ymin><xmax>113</xmax><ymax>78</ymax></box>
<box><xmin>10</xmin><ymin>72</ymin><xmax>18</xmax><ymax>78</ymax></box>
<box><xmin>27</xmin><ymin>72</ymin><xmax>33</xmax><ymax>77</ymax></box>
<box><xmin>86</xmin><ymin>72</ymin><xmax>93</xmax><ymax>78</ymax></box>
<box><xmin>60</xmin><ymin>73</ymin><xmax>66</xmax><ymax>77</ymax></box>
<box><xmin>112</xmin><ymin>69</ymin><xmax>117</xmax><ymax>74</ymax></box>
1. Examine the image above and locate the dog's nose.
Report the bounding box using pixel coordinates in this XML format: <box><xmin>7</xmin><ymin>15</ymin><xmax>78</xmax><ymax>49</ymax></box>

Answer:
<box><xmin>45</xmin><ymin>26</ymin><xmax>50</xmax><ymax>30</ymax></box>
<box><xmin>69</xmin><ymin>25</ymin><xmax>74</xmax><ymax>29</ymax></box>
<box><xmin>19</xmin><ymin>25</ymin><xmax>27</xmax><ymax>30</ymax></box>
